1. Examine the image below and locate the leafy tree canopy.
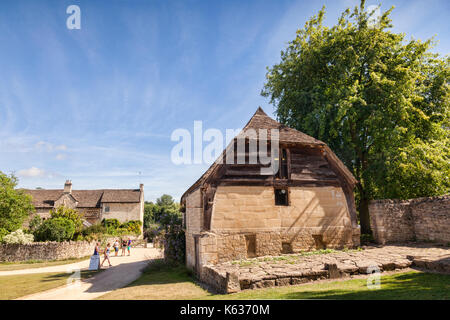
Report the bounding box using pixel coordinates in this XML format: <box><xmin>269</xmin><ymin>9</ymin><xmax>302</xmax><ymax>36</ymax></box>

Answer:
<box><xmin>262</xmin><ymin>0</ymin><xmax>449</xmax><ymax>233</ymax></box>
<box><xmin>144</xmin><ymin>194</ymin><xmax>180</xmax><ymax>228</ymax></box>
<box><xmin>0</xmin><ymin>171</ymin><xmax>34</xmax><ymax>232</ymax></box>
<box><xmin>50</xmin><ymin>206</ymin><xmax>84</xmax><ymax>233</ymax></box>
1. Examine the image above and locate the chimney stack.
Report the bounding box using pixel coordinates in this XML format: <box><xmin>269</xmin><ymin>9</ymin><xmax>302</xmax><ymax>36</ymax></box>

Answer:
<box><xmin>64</xmin><ymin>180</ymin><xmax>72</xmax><ymax>193</ymax></box>
<box><xmin>139</xmin><ymin>183</ymin><xmax>144</xmax><ymax>192</ymax></box>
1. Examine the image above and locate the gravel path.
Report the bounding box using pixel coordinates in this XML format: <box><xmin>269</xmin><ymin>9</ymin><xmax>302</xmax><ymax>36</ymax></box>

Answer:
<box><xmin>16</xmin><ymin>247</ymin><xmax>162</xmax><ymax>300</ymax></box>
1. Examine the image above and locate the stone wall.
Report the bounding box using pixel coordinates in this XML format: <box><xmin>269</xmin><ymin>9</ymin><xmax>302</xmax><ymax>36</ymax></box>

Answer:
<box><xmin>0</xmin><ymin>241</ymin><xmax>96</xmax><ymax>262</ymax></box>
<box><xmin>185</xmin><ymin>188</ymin><xmax>203</xmax><ymax>270</ymax></box>
<box><xmin>101</xmin><ymin>202</ymin><xmax>142</xmax><ymax>223</ymax></box>
<box><xmin>185</xmin><ymin>185</ymin><xmax>361</xmax><ymax>273</ymax></box>
<box><xmin>0</xmin><ymin>236</ymin><xmax>140</xmax><ymax>262</ymax></box>
<box><xmin>369</xmin><ymin>195</ymin><xmax>450</xmax><ymax>244</ymax></box>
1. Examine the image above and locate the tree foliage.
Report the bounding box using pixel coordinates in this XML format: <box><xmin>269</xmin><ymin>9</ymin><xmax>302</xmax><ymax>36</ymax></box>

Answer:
<box><xmin>0</xmin><ymin>171</ymin><xmax>34</xmax><ymax>233</ymax></box>
<box><xmin>144</xmin><ymin>194</ymin><xmax>180</xmax><ymax>227</ymax></box>
<box><xmin>50</xmin><ymin>206</ymin><xmax>84</xmax><ymax>233</ymax></box>
<box><xmin>34</xmin><ymin>217</ymin><xmax>75</xmax><ymax>242</ymax></box>
<box><xmin>262</xmin><ymin>0</ymin><xmax>449</xmax><ymax>233</ymax></box>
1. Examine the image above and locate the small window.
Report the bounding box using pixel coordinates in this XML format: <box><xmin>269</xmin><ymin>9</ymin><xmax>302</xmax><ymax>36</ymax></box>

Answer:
<box><xmin>275</xmin><ymin>188</ymin><xmax>289</xmax><ymax>206</ymax></box>
<box><xmin>280</xmin><ymin>149</ymin><xmax>288</xmax><ymax>179</ymax></box>
<box><xmin>104</xmin><ymin>206</ymin><xmax>110</xmax><ymax>213</ymax></box>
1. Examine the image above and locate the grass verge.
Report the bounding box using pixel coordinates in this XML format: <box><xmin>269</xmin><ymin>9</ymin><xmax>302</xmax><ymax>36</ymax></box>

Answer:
<box><xmin>0</xmin><ymin>256</ymin><xmax>91</xmax><ymax>272</ymax></box>
<box><xmin>0</xmin><ymin>269</ymin><xmax>102</xmax><ymax>300</ymax></box>
<box><xmin>98</xmin><ymin>259</ymin><xmax>450</xmax><ymax>300</ymax></box>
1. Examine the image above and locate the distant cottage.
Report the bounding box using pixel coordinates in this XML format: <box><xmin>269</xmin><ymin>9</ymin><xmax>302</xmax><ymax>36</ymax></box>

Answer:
<box><xmin>23</xmin><ymin>180</ymin><xmax>144</xmax><ymax>228</ymax></box>
<box><xmin>181</xmin><ymin>107</ymin><xmax>360</xmax><ymax>273</ymax></box>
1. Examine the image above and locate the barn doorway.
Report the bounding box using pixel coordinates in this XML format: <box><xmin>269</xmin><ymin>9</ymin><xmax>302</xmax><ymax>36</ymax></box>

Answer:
<box><xmin>245</xmin><ymin>234</ymin><xmax>256</xmax><ymax>258</ymax></box>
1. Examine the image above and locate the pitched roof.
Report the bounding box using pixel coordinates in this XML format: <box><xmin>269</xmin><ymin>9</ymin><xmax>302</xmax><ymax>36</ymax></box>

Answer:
<box><xmin>22</xmin><ymin>188</ymin><xmax>141</xmax><ymax>209</ymax></box>
<box><xmin>181</xmin><ymin>107</ymin><xmax>357</xmax><ymax>202</ymax></box>
<box><xmin>240</xmin><ymin>107</ymin><xmax>325</xmax><ymax>145</ymax></box>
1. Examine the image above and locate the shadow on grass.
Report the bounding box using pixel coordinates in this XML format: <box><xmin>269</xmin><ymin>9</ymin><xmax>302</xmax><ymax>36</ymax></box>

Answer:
<box><xmin>123</xmin><ymin>259</ymin><xmax>194</xmax><ymax>286</ymax></box>
<box><xmin>281</xmin><ymin>272</ymin><xmax>450</xmax><ymax>300</ymax></box>
<box><xmin>39</xmin><ymin>269</ymin><xmax>104</xmax><ymax>283</ymax></box>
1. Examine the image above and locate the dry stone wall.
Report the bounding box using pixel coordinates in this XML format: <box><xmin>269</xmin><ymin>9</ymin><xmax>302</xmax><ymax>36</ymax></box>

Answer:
<box><xmin>0</xmin><ymin>236</ymin><xmax>139</xmax><ymax>262</ymax></box>
<box><xmin>0</xmin><ymin>241</ymin><xmax>96</xmax><ymax>262</ymax></box>
<box><xmin>369</xmin><ymin>195</ymin><xmax>450</xmax><ymax>244</ymax></box>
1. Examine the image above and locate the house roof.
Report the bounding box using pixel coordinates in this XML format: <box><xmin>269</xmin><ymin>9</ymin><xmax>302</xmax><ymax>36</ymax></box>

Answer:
<box><xmin>181</xmin><ymin>107</ymin><xmax>357</xmax><ymax>202</ymax></box>
<box><xmin>22</xmin><ymin>188</ymin><xmax>141</xmax><ymax>209</ymax></box>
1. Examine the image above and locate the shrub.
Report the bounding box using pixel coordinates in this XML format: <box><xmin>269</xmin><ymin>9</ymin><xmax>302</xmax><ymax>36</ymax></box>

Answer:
<box><xmin>29</xmin><ymin>215</ymin><xmax>43</xmax><ymax>233</ymax></box>
<box><xmin>102</xmin><ymin>218</ymin><xmax>121</xmax><ymax>229</ymax></box>
<box><xmin>159</xmin><ymin>211</ymin><xmax>184</xmax><ymax>263</ymax></box>
<box><xmin>3</xmin><ymin>229</ymin><xmax>34</xmax><ymax>244</ymax></box>
<box><xmin>121</xmin><ymin>220</ymin><xmax>142</xmax><ymax>234</ymax></box>
<box><xmin>50</xmin><ymin>206</ymin><xmax>83</xmax><ymax>233</ymax></box>
<box><xmin>360</xmin><ymin>233</ymin><xmax>375</xmax><ymax>245</ymax></box>
<box><xmin>34</xmin><ymin>217</ymin><xmax>75</xmax><ymax>242</ymax></box>
<box><xmin>0</xmin><ymin>227</ymin><xmax>10</xmax><ymax>242</ymax></box>
<box><xmin>163</xmin><ymin>225</ymin><xmax>185</xmax><ymax>264</ymax></box>
<box><xmin>82</xmin><ymin>223</ymin><xmax>106</xmax><ymax>236</ymax></box>
<box><xmin>143</xmin><ymin>223</ymin><xmax>161</xmax><ymax>241</ymax></box>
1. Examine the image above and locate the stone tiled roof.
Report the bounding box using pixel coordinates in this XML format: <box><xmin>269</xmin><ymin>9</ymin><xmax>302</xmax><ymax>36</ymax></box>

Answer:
<box><xmin>239</xmin><ymin>107</ymin><xmax>325</xmax><ymax>145</ymax></box>
<box><xmin>22</xmin><ymin>188</ymin><xmax>141</xmax><ymax>209</ymax></box>
<box><xmin>181</xmin><ymin>107</ymin><xmax>357</xmax><ymax>202</ymax></box>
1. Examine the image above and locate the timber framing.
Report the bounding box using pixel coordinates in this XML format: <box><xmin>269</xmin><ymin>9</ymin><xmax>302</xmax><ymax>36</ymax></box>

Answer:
<box><xmin>181</xmin><ymin>107</ymin><xmax>359</xmax><ymax>230</ymax></box>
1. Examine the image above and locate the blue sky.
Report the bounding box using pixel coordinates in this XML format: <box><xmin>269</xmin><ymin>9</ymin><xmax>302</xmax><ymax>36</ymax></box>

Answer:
<box><xmin>0</xmin><ymin>0</ymin><xmax>448</xmax><ymax>201</ymax></box>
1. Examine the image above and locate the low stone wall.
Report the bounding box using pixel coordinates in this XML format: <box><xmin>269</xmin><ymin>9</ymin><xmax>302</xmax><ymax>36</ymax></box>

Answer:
<box><xmin>0</xmin><ymin>241</ymin><xmax>96</xmax><ymax>262</ymax></box>
<box><xmin>369</xmin><ymin>195</ymin><xmax>450</xmax><ymax>244</ymax></box>
<box><xmin>198</xmin><ymin>244</ymin><xmax>450</xmax><ymax>294</ymax></box>
<box><xmin>0</xmin><ymin>235</ymin><xmax>141</xmax><ymax>262</ymax></box>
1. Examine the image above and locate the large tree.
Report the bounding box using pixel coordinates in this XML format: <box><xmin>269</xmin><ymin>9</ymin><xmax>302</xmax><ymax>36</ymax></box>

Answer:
<box><xmin>0</xmin><ymin>171</ymin><xmax>35</xmax><ymax>233</ymax></box>
<box><xmin>262</xmin><ymin>0</ymin><xmax>449</xmax><ymax>234</ymax></box>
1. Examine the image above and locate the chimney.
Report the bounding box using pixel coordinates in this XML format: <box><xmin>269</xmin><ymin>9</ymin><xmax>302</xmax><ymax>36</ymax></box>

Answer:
<box><xmin>139</xmin><ymin>183</ymin><xmax>144</xmax><ymax>192</ymax></box>
<box><xmin>64</xmin><ymin>180</ymin><xmax>72</xmax><ymax>193</ymax></box>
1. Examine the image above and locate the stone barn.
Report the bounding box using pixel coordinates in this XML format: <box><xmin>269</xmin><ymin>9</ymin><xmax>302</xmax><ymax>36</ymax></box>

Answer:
<box><xmin>23</xmin><ymin>180</ymin><xmax>144</xmax><ymax>229</ymax></box>
<box><xmin>181</xmin><ymin>107</ymin><xmax>360</xmax><ymax>274</ymax></box>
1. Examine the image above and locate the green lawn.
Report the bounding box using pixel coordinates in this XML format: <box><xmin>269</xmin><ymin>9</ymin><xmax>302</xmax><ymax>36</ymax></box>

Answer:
<box><xmin>0</xmin><ymin>256</ymin><xmax>90</xmax><ymax>272</ymax></box>
<box><xmin>99</xmin><ymin>259</ymin><xmax>450</xmax><ymax>300</ymax></box>
<box><xmin>0</xmin><ymin>269</ymin><xmax>101</xmax><ymax>300</ymax></box>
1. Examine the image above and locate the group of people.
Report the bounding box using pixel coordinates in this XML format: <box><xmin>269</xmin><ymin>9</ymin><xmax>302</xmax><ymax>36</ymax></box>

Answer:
<box><xmin>93</xmin><ymin>238</ymin><xmax>132</xmax><ymax>268</ymax></box>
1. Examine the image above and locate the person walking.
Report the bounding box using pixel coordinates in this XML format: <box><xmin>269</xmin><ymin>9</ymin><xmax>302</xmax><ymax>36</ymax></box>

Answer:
<box><xmin>92</xmin><ymin>242</ymin><xmax>101</xmax><ymax>269</ymax></box>
<box><xmin>121</xmin><ymin>239</ymin><xmax>127</xmax><ymax>256</ymax></box>
<box><xmin>126</xmin><ymin>238</ymin><xmax>132</xmax><ymax>256</ymax></box>
<box><xmin>113</xmin><ymin>240</ymin><xmax>120</xmax><ymax>257</ymax></box>
<box><xmin>100</xmin><ymin>243</ymin><xmax>112</xmax><ymax>268</ymax></box>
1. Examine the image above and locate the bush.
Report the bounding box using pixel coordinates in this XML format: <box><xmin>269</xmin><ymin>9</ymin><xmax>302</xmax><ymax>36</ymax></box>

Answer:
<box><xmin>143</xmin><ymin>223</ymin><xmax>161</xmax><ymax>241</ymax></box>
<box><xmin>360</xmin><ymin>233</ymin><xmax>375</xmax><ymax>245</ymax></box>
<box><xmin>3</xmin><ymin>229</ymin><xmax>34</xmax><ymax>244</ymax></box>
<box><xmin>29</xmin><ymin>215</ymin><xmax>43</xmax><ymax>233</ymax></box>
<box><xmin>121</xmin><ymin>220</ymin><xmax>142</xmax><ymax>234</ymax></box>
<box><xmin>50</xmin><ymin>206</ymin><xmax>83</xmax><ymax>233</ymax></box>
<box><xmin>34</xmin><ymin>217</ymin><xmax>75</xmax><ymax>242</ymax></box>
<box><xmin>82</xmin><ymin>223</ymin><xmax>106</xmax><ymax>236</ymax></box>
<box><xmin>102</xmin><ymin>218</ymin><xmax>121</xmax><ymax>229</ymax></box>
<box><xmin>163</xmin><ymin>225</ymin><xmax>185</xmax><ymax>264</ymax></box>
<box><xmin>0</xmin><ymin>227</ymin><xmax>8</xmax><ymax>242</ymax></box>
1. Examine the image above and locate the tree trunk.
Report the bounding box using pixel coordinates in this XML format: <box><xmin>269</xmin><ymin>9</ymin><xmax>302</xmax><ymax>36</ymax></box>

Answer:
<box><xmin>358</xmin><ymin>196</ymin><xmax>372</xmax><ymax>235</ymax></box>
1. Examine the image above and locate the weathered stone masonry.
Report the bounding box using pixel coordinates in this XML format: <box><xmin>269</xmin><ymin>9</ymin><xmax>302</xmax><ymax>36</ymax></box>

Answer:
<box><xmin>369</xmin><ymin>195</ymin><xmax>450</xmax><ymax>244</ymax></box>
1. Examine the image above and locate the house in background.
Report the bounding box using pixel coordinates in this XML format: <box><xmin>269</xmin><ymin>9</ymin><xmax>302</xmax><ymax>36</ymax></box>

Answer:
<box><xmin>23</xmin><ymin>180</ymin><xmax>144</xmax><ymax>229</ymax></box>
<box><xmin>181</xmin><ymin>107</ymin><xmax>360</xmax><ymax>274</ymax></box>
